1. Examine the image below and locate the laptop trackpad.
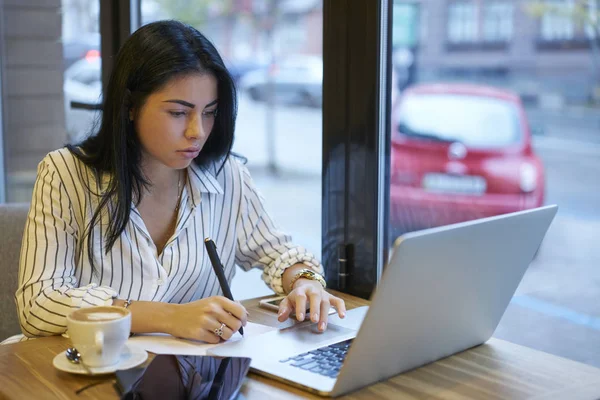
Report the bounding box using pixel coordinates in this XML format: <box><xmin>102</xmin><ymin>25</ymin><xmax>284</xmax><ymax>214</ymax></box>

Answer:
<box><xmin>281</xmin><ymin>321</ymin><xmax>356</xmax><ymax>344</ymax></box>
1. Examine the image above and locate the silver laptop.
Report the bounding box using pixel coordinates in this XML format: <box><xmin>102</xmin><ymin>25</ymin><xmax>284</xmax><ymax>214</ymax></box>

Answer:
<box><xmin>209</xmin><ymin>205</ymin><xmax>558</xmax><ymax>397</ymax></box>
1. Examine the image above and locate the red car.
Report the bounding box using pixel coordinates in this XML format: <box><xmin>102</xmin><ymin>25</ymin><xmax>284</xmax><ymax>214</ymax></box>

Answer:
<box><xmin>389</xmin><ymin>83</ymin><xmax>545</xmax><ymax>236</ymax></box>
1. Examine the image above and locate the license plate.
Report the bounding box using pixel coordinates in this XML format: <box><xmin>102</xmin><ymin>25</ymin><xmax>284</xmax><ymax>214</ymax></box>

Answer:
<box><xmin>422</xmin><ymin>173</ymin><xmax>487</xmax><ymax>195</ymax></box>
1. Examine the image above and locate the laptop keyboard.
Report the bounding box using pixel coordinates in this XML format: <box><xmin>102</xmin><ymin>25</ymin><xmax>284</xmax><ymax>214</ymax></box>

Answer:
<box><xmin>279</xmin><ymin>339</ymin><xmax>353</xmax><ymax>378</ymax></box>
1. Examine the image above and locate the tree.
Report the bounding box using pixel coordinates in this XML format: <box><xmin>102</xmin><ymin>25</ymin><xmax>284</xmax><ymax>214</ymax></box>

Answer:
<box><xmin>526</xmin><ymin>0</ymin><xmax>599</xmax><ymax>37</ymax></box>
<box><xmin>525</xmin><ymin>0</ymin><xmax>600</xmax><ymax>104</ymax></box>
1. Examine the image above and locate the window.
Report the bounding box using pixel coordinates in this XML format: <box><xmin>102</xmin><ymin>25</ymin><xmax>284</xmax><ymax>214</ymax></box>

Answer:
<box><xmin>540</xmin><ymin>0</ymin><xmax>575</xmax><ymax>40</ymax></box>
<box><xmin>62</xmin><ymin>1</ymin><xmax>101</xmax><ymax>145</ymax></box>
<box><xmin>447</xmin><ymin>1</ymin><xmax>513</xmax><ymax>45</ymax></box>
<box><xmin>447</xmin><ymin>2</ymin><xmax>478</xmax><ymax>43</ymax></box>
<box><xmin>393</xmin><ymin>2</ymin><xmax>421</xmax><ymax>47</ymax></box>
<box><xmin>391</xmin><ymin>0</ymin><xmax>600</xmax><ymax>371</ymax></box>
<box><xmin>483</xmin><ymin>2</ymin><xmax>514</xmax><ymax>42</ymax></box>
<box><xmin>585</xmin><ymin>0</ymin><xmax>599</xmax><ymax>39</ymax></box>
<box><xmin>141</xmin><ymin>0</ymin><xmax>324</xmax><ymax>300</ymax></box>
<box><xmin>536</xmin><ymin>0</ymin><xmax>598</xmax><ymax>48</ymax></box>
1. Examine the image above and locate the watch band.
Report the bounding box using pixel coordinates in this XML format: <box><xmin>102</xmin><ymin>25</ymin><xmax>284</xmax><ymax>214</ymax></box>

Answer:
<box><xmin>289</xmin><ymin>268</ymin><xmax>326</xmax><ymax>292</ymax></box>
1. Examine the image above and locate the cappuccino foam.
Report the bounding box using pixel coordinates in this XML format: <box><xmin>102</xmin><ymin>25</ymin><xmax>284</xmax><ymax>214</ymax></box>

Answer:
<box><xmin>85</xmin><ymin>312</ymin><xmax>124</xmax><ymax>321</ymax></box>
<box><xmin>70</xmin><ymin>306</ymin><xmax>128</xmax><ymax>322</ymax></box>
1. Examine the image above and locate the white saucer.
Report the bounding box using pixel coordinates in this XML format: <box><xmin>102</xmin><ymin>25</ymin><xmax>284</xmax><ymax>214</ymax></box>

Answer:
<box><xmin>53</xmin><ymin>344</ymin><xmax>148</xmax><ymax>375</ymax></box>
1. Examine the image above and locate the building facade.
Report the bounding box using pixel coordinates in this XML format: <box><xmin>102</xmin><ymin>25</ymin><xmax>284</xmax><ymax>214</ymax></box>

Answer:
<box><xmin>395</xmin><ymin>0</ymin><xmax>597</xmax><ymax>105</ymax></box>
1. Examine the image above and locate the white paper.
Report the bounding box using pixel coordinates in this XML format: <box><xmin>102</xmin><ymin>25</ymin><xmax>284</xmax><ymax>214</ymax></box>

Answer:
<box><xmin>127</xmin><ymin>321</ymin><xmax>276</xmax><ymax>355</ymax></box>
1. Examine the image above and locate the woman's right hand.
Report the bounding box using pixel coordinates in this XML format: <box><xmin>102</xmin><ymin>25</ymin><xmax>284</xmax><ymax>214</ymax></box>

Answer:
<box><xmin>165</xmin><ymin>296</ymin><xmax>248</xmax><ymax>343</ymax></box>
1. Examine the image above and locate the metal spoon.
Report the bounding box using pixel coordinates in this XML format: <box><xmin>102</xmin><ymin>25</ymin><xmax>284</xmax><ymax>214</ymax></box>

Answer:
<box><xmin>65</xmin><ymin>347</ymin><xmax>93</xmax><ymax>374</ymax></box>
<box><xmin>65</xmin><ymin>347</ymin><xmax>81</xmax><ymax>363</ymax></box>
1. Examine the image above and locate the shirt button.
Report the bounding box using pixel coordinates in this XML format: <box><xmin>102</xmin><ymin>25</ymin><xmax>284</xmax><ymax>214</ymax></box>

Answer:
<box><xmin>157</xmin><ymin>278</ymin><xmax>164</xmax><ymax>285</ymax></box>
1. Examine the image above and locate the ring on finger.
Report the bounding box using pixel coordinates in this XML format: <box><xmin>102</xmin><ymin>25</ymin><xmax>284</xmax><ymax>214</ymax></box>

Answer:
<box><xmin>213</xmin><ymin>322</ymin><xmax>226</xmax><ymax>338</ymax></box>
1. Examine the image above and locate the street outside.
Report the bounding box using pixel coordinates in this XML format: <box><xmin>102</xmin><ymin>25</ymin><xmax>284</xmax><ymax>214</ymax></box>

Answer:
<box><xmin>230</xmin><ymin>93</ymin><xmax>600</xmax><ymax>368</ymax></box>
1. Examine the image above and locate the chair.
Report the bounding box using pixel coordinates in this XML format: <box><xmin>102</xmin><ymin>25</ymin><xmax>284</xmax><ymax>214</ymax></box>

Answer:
<box><xmin>0</xmin><ymin>204</ymin><xmax>29</xmax><ymax>341</ymax></box>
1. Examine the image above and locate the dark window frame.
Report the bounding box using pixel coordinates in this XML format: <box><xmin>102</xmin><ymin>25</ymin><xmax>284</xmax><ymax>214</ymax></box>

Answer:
<box><xmin>321</xmin><ymin>0</ymin><xmax>392</xmax><ymax>299</ymax></box>
<box><xmin>100</xmin><ymin>0</ymin><xmax>141</xmax><ymax>91</ymax></box>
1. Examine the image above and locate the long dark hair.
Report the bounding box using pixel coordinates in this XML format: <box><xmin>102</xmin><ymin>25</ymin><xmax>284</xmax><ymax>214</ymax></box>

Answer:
<box><xmin>68</xmin><ymin>20</ymin><xmax>237</xmax><ymax>268</ymax></box>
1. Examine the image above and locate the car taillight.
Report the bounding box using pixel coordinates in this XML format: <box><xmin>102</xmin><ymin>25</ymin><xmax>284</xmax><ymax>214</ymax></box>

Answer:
<box><xmin>85</xmin><ymin>49</ymin><xmax>100</xmax><ymax>62</ymax></box>
<box><xmin>519</xmin><ymin>162</ymin><xmax>537</xmax><ymax>192</ymax></box>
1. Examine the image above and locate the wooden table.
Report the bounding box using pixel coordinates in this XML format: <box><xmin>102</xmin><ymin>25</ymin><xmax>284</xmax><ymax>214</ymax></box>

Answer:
<box><xmin>2</xmin><ymin>291</ymin><xmax>600</xmax><ymax>399</ymax></box>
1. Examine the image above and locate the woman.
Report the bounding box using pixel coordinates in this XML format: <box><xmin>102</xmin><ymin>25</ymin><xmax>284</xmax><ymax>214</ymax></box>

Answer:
<box><xmin>8</xmin><ymin>20</ymin><xmax>345</xmax><ymax>344</ymax></box>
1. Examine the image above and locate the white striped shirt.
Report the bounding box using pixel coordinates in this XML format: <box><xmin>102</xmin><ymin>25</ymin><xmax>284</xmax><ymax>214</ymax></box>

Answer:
<box><xmin>14</xmin><ymin>148</ymin><xmax>322</xmax><ymax>339</ymax></box>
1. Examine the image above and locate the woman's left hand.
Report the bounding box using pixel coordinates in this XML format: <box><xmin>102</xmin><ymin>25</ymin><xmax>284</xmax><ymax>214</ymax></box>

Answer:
<box><xmin>277</xmin><ymin>279</ymin><xmax>346</xmax><ymax>332</ymax></box>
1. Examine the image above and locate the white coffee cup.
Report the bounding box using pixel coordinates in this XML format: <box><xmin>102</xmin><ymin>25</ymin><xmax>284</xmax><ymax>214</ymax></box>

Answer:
<box><xmin>66</xmin><ymin>305</ymin><xmax>131</xmax><ymax>368</ymax></box>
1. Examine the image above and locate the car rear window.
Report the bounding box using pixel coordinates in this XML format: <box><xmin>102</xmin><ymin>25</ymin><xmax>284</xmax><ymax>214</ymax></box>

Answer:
<box><xmin>396</xmin><ymin>93</ymin><xmax>522</xmax><ymax>148</ymax></box>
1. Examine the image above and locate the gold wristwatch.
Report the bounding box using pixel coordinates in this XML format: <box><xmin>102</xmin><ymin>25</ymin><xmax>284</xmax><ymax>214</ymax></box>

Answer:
<box><xmin>289</xmin><ymin>268</ymin><xmax>327</xmax><ymax>291</ymax></box>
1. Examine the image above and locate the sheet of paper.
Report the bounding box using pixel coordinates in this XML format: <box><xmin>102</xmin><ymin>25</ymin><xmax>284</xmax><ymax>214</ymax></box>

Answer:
<box><xmin>127</xmin><ymin>321</ymin><xmax>276</xmax><ymax>355</ymax></box>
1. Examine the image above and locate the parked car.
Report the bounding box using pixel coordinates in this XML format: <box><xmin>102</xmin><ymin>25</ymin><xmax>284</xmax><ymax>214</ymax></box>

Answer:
<box><xmin>62</xmin><ymin>34</ymin><xmax>100</xmax><ymax>71</ymax></box>
<box><xmin>225</xmin><ymin>59</ymin><xmax>267</xmax><ymax>84</ymax></box>
<box><xmin>389</xmin><ymin>83</ymin><xmax>545</xmax><ymax>237</ymax></box>
<box><xmin>239</xmin><ymin>55</ymin><xmax>322</xmax><ymax>108</ymax></box>
<box><xmin>63</xmin><ymin>55</ymin><xmax>102</xmax><ymax>143</ymax></box>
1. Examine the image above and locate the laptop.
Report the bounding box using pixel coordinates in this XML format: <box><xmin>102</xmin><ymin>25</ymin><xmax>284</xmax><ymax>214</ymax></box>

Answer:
<box><xmin>209</xmin><ymin>205</ymin><xmax>558</xmax><ymax>397</ymax></box>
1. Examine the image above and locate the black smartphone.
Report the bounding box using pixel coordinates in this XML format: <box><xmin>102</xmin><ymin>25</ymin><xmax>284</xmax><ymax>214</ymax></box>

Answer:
<box><xmin>114</xmin><ymin>355</ymin><xmax>252</xmax><ymax>400</ymax></box>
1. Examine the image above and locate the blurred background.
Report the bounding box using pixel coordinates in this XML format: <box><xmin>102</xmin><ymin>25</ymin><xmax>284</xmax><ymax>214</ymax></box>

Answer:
<box><xmin>389</xmin><ymin>0</ymin><xmax>600</xmax><ymax>369</ymax></box>
<box><xmin>1</xmin><ymin>0</ymin><xmax>599</xmax><ymax>367</ymax></box>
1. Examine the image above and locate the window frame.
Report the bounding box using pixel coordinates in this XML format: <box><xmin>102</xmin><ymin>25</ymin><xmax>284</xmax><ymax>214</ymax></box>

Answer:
<box><xmin>321</xmin><ymin>0</ymin><xmax>392</xmax><ymax>298</ymax></box>
<box><xmin>100</xmin><ymin>0</ymin><xmax>141</xmax><ymax>90</ymax></box>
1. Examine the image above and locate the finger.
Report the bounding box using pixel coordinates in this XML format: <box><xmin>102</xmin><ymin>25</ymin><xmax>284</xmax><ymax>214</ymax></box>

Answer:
<box><xmin>294</xmin><ymin>292</ymin><xmax>307</xmax><ymax>321</ymax></box>
<box><xmin>318</xmin><ymin>298</ymin><xmax>331</xmax><ymax>332</ymax></box>
<box><xmin>201</xmin><ymin>331</ymin><xmax>221</xmax><ymax>344</ymax></box>
<box><xmin>331</xmin><ymin>296</ymin><xmax>347</xmax><ymax>318</ymax></box>
<box><xmin>278</xmin><ymin>297</ymin><xmax>292</xmax><ymax>322</ymax></box>
<box><xmin>216</xmin><ymin>310</ymin><xmax>243</xmax><ymax>334</ymax></box>
<box><xmin>217</xmin><ymin>296</ymin><xmax>248</xmax><ymax>326</ymax></box>
<box><xmin>198</xmin><ymin>324</ymin><xmax>222</xmax><ymax>344</ymax></box>
<box><xmin>212</xmin><ymin>320</ymin><xmax>235</xmax><ymax>341</ymax></box>
<box><xmin>197</xmin><ymin>316</ymin><xmax>224</xmax><ymax>344</ymax></box>
<box><xmin>308</xmin><ymin>290</ymin><xmax>321</xmax><ymax>323</ymax></box>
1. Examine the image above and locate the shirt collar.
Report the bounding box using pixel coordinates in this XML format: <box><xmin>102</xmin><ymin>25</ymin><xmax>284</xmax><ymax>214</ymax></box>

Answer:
<box><xmin>187</xmin><ymin>161</ymin><xmax>224</xmax><ymax>206</ymax></box>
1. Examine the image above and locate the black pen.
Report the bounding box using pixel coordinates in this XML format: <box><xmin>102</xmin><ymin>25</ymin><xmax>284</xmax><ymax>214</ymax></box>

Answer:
<box><xmin>204</xmin><ymin>238</ymin><xmax>244</xmax><ymax>336</ymax></box>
